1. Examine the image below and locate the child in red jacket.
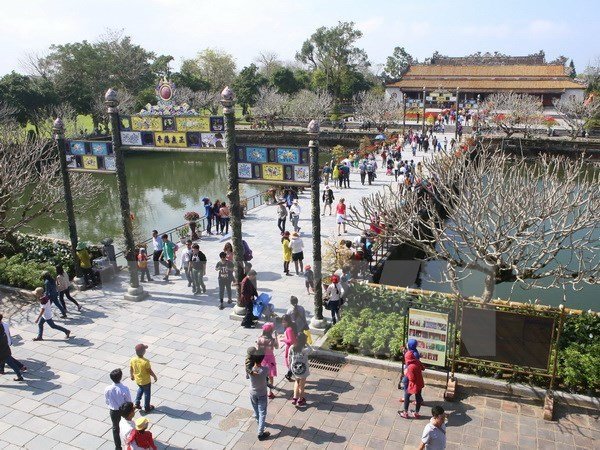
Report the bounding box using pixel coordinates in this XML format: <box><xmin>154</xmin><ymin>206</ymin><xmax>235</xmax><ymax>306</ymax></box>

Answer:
<box><xmin>399</xmin><ymin>349</ymin><xmax>425</xmax><ymax>419</ymax></box>
<box><xmin>127</xmin><ymin>417</ymin><xmax>157</xmax><ymax>450</ymax></box>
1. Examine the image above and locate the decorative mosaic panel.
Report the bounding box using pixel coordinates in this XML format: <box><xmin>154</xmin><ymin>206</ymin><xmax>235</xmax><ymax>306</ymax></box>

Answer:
<box><xmin>235</xmin><ymin>145</ymin><xmax>311</xmax><ymax>186</ymax></box>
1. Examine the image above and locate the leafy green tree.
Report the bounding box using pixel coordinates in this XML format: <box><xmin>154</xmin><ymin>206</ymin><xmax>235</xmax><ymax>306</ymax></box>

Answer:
<box><xmin>0</xmin><ymin>72</ymin><xmax>56</xmax><ymax>129</ymax></box>
<box><xmin>232</xmin><ymin>64</ymin><xmax>267</xmax><ymax>115</ymax></box>
<box><xmin>382</xmin><ymin>46</ymin><xmax>414</xmax><ymax>81</ymax></box>
<box><xmin>172</xmin><ymin>63</ymin><xmax>210</xmax><ymax>92</ymax></box>
<box><xmin>296</xmin><ymin>21</ymin><xmax>370</xmax><ymax>100</ymax></box>
<box><xmin>569</xmin><ymin>59</ymin><xmax>576</xmax><ymax>79</ymax></box>
<box><xmin>339</xmin><ymin>69</ymin><xmax>372</xmax><ymax>100</ymax></box>
<box><xmin>271</xmin><ymin>67</ymin><xmax>301</xmax><ymax>94</ymax></box>
<box><xmin>182</xmin><ymin>48</ymin><xmax>237</xmax><ymax>92</ymax></box>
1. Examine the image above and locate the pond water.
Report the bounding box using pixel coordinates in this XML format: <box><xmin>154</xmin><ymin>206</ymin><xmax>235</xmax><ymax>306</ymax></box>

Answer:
<box><xmin>27</xmin><ymin>151</ymin><xmax>261</xmax><ymax>245</ymax></box>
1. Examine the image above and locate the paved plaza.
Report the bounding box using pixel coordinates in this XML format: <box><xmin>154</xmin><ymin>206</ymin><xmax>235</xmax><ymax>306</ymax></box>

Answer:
<box><xmin>0</xmin><ymin>144</ymin><xmax>597</xmax><ymax>449</ymax></box>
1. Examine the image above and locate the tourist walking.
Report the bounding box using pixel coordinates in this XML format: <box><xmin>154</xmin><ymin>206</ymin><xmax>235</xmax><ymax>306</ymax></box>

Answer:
<box><xmin>119</xmin><ymin>402</ymin><xmax>143</xmax><ymax>450</ymax></box>
<box><xmin>303</xmin><ymin>266</ymin><xmax>315</xmax><ymax>294</ymax></box>
<box><xmin>189</xmin><ymin>244</ymin><xmax>207</xmax><ymax>296</ymax></box>
<box><xmin>241</xmin><ymin>270</ymin><xmax>259</xmax><ymax>328</ymax></box>
<box><xmin>289</xmin><ymin>332</ymin><xmax>311</xmax><ymax>406</ymax></box>
<box><xmin>202</xmin><ymin>198</ymin><xmax>213</xmax><ymax>235</ymax></box>
<box><xmin>324</xmin><ymin>275</ymin><xmax>343</xmax><ymax>325</ymax></box>
<box><xmin>151</xmin><ymin>230</ymin><xmax>163</xmax><ymax>276</ymax></box>
<box><xmin>215</xmin><ymin>251</ymin><xmax>234</xmax><ymax>307</ymax></box>
<box><xmin>223</xmin><ymin>242</ymin><xmax>234</xmax><ymax>261</ymax></box>
<box><xmin>137</xmin><ymin>248</ymin><xmax>152</xmax><ymax>282</ymax></box>
<box><xmin>289</xmin><ymin>199</ymin><xmax>301</xmax><ymax>233</ymax></box>
<box><xmin>279</xmin><ymin>314</ymin><xmax>298</xmax><ymax>381</ymax></box>
<box><xmin>257</xmin><ymin>323</ymin><xmax>279</xmax><ymax>398</ymax></box>
<box><xmin>180</xmin><ymin>240</ymin><xmax>193</xmax><ymax>287</ymax></box>
<box><xmin>43</xmin><ymin>271</ymin><xmax>67</xmax><ymax>318</ymax></box>
<box><xmin>418</xmin><ymin>406</ymin><xmax>447</xmax><ymax>449</ymax></box>
<box><xmin>56</xmin><ymin>266</ymin><xmax>81</xmax><ymax>312</ymax></box>
<box><xmin>0</xmin><ymin>314</ymin><xmax>26</xmax><ymax>375</ymax></box>
<box><xmin>340</xmin><ymin>163</ymin><xmax>350</xmax><ymax>188</ymax></box>
<box><xmin>276</xmin><ymin>200</ymin><xmax>287</xmax><ymax>235</ymax></box>
<box><xmin>282</xmin><ymin>232</ymin><xmax>292</xmax><ymax>276</ymax></box>
<box><xmin>322</xmin><ymin>163</ymin><xmax>332</xmax><ymax>185</ymax></box>
<box><xmin>332</xmin><ymin>164</ymin><xmax>340</xmax><ymax>188</ymax></box>
<box><xmin>290</xmin><ymin>232</ymin><xmax>304</xmax><ymax>275</ymax></box>
<box><xmin>33</xmin><ymin>287</ymin><xmax>71</xmax><ymax>341</ymax></box>
<box><xmin>287</xmin><ymin>296</ymin><xmax>309</xmax><ymax>331</ymax></box>
<box><xmin>130</xmin><ymin>343</ymin><xmax>158</xmax><ymax>413</ymax></box>
<box><xmin>336</xmin><ymin>198</ymin><xmax>347</xmax><ymax>236</ymax></box>
<box><xmin>366</xmin><ymin>160</ymin><xmax>376</xmax><ymax>185</ymax></box>
<box><xmin>159</xmin><ymin>234</ymin><xmax>179</xmax><ymax>281</ymax></box>
<box><xmin>0</xmin><ymin>316</ymin><xmax>26</xmax><ymax>381</ymax></box>
<box><xmin>322</xmin><ymin>185</ymin><xmax>334</xmax><ymax>216</ymax></box>
<box><xmin>399</xmin><ymin>350</ymin><xmax>425</xmax><ymax>419</ymax></box>
<box><xmin>104</xmin><ymin>368</ymin><xmax>132</xmax><ymax>450</ymax></box>
<box><xmin>246</xmin><ymin>347</ymin><xmax>271</xmax><ymax>441</ymax></box>
<box><xmin>219</xmin><ymin>202</ymin><xmax>230</xmax><ymax>235</ymax></box>
<box><xmin>213</xmin><ymin>200</ymin><xmax>222</xmax><ymax>234</ymax></box>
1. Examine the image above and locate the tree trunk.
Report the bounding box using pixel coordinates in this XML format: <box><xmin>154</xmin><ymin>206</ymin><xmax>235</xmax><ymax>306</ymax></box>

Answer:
<box><xmin>481</xmin><ymin>271</ymin><xmax>496</xmax><ymax>303</ymax></box>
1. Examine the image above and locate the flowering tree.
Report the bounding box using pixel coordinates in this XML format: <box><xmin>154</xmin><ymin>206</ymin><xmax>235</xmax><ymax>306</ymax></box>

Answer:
<box><xmin>347</xmin><ymin>147</ymin><xmax>600</xmax><ymax>302</ymax></box>
<box><xmin>353</xmin><ymin>90</ymin><xmax>401</xmax><ymax>127</ymax></box>
<box><xmin>252</xmin><ymin>86</ymin><xmax>289</xmax><ymax>127</ymax></box>
<box><xmin>481</xmin><ymin>92</ymin><xmax>542</xmax><ymax>137</ymax></box>
<box><xmin>287</xmin><ymin>89</ymin><xmax>333</xmax><ymax>123</ymax></box>
<box><xmin>553</xmin><ymin>95</ymin><xmax>600</xmax><ymax>139</ymax></box>
<box><xmin>0</xmin><ymin>123</ymin><xmax>105</xmax><ymax>245</ymax></box>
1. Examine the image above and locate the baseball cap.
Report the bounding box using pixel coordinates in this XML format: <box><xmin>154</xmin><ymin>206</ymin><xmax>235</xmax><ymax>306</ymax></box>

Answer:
<box><xmin>135</xmin><ymin>344</ymin><xmax>148</xmax><ymax>353</ymax></box>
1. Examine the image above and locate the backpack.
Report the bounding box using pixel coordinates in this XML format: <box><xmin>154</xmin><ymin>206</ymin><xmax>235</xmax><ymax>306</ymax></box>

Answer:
<box><xmin>290</xmin><ymin>349</ymin><xmax>308</xmax><ymax>377</ymax></box>
<box><xmin>366</xmin><ymin>163</ymin><xmax>374</xmax><ymax>173</ymax></box>
<box><xmin>242</xmin><ymin>240</ymin><xmax>253</xmax><ymax>261</ymax></box>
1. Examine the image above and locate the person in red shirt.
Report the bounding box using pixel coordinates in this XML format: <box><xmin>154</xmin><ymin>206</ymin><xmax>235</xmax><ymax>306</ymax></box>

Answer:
<box><xmin>399</xmin><ymin>349</ymin><xmax>425</xmax><ymax>419</ymax></box>
<box><xmin>127</xmin><ymin>417</ymin><xmax>157</xmax><ymax>450</ymax></box>
<box><xmin>336</xmin><ymin>198</ymin><xmax>347</xmax><ymax>236</ymax></box>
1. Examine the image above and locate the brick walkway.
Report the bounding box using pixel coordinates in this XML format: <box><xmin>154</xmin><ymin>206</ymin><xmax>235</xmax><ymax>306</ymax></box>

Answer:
<box><xmin>233</xmin><ymin>364</ymin><xmax>599</xmax><ymax>450</ymax></box>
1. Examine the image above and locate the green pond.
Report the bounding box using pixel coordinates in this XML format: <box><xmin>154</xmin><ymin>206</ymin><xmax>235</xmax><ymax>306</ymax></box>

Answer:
<box><xmin>25</xmin><ymin>151</ymin><xmax>598</xmax><ymax>311</ymax></box>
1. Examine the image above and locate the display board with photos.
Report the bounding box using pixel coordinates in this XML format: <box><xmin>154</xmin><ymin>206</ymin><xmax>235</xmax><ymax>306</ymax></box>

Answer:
<box><xmin>118</xmin><ymin>115</ymin><xmax>225</xmax><ymax>149</ymax></box>
<box><xmin>235</xmin><ymin>146</ymin><xmax>311</xmax><ymax>186</ymax></box>
<box><xmin>65</xmin><ymin>140</ymin><xmax>116</xmax><ymax>172</ymax></box>
<box><xmin>407</xmin><ymin>308</ymin><xmax>449</xmax><ymax>368</ymax></box>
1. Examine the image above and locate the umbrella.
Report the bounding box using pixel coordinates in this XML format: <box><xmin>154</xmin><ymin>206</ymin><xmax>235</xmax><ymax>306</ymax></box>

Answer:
<box><xmin>374</xmin><ymin>134</ymin><xmax>386</xmax><ymax>140</ymax></box>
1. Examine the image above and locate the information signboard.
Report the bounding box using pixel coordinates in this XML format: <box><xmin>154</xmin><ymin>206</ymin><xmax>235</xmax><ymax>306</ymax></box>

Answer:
<box><xmin>118</xmin><ymin>115</ymin><xmax>224</xmax><ymax>149</ymax></box>
<box><xmin>407</xmin><ymin>308</ymin><xmax>449</xmax><ymax>368</ymax></box>
<box><xmin>236</xmin><ymin>146</ymin><xmax>310</xmax><ymax>186</ymax></box>
<box><xmin>65</xmin><ymin>140</ymin><xmax>115</xmax><ymax>172</ymax></box>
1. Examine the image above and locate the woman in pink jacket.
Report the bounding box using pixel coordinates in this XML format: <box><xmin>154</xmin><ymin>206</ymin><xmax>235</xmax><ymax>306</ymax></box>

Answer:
<box><xmin>279</xmin><ymin>314</ymin><xmax>297</xmax><ymax>382</ymax></box>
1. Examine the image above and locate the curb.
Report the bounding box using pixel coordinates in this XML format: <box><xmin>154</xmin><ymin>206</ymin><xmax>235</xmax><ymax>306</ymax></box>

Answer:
<box><xmin>311</xmin><ymin>338</ymin><xmax>599</xmax><ymax>411</ymax></box>
<box><xmin>0</xmin><ymin>284</ymin><xmax>36</xmax><ymax>299</ymax></box>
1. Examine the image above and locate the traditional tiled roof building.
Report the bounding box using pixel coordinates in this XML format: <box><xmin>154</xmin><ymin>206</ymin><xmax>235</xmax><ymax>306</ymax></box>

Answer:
<box><xmin>386</xmin><ymin>52</ymin><xmax>586</xmax><ymax>108</ymax></box>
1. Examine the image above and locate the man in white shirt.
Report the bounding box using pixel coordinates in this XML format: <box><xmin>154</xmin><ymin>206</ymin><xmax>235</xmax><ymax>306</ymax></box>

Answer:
<box><xmin>105</xmin><ymin>369</ymin><xmax>132</xmax><ymax>450</ymax></box>
<box><xmin>289</xmin><ymin>199</ymin><xmax>302</xmax><ymax>233</ymax></box>
<box><xmin>419</xmin><ymin>405</ymin><xmax>447</xmax><ymax>450</ymax></box>
<box><xmin>180</xmin><ymin>239</ymin><xmax>193</xmax><ymax>287</ymax></box>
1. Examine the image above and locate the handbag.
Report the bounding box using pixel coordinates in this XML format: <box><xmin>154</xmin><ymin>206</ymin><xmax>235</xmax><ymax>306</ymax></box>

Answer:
<box><xmin>324</xmin><ymin>300</ymin><xmax>331</xmax><ymax>310</ymax></box>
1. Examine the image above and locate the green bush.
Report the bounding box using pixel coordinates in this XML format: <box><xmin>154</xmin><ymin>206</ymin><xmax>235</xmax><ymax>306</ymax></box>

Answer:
<box><xmin>558</xmin><ymin>343</ymin><xmax>600</xmax><ymax>393</ymax></box>
<box><xmin>0</xmin><ymin>255</ymin><xmax>56</xmax><ymax>290</ymax></box>
<box><xmin>16</xmin><ymin>234</ymin><xmax>74</xmax><ymax>270</ymax></box>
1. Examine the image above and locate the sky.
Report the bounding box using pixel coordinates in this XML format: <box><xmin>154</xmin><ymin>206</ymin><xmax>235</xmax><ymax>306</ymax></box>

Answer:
<box><xmin>1</xmin><ymin>0</ymin><xmax>598</xmax><ymax>76</ymax></box>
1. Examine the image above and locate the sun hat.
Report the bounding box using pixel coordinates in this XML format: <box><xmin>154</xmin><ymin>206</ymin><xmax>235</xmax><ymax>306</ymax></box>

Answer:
<box><xmin>291</xmin><ymin>231</ymin><xmax>299</xmax><ymax>238</ymax></box>
<box><xmin>262</xmin><ymin>322</ymin><xmax>274</xmax><ymax>333</ymax></box>
<box><xmin>135</xmin><ymin>417</ymin><xmax>149</xmax><ymax>431</ymax></box>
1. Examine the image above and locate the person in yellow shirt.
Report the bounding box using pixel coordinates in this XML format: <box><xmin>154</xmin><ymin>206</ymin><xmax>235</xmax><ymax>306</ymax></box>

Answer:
<box><xmin>282</xmin><ymin>232</ymin><xmax>292</xmax><ymax>276</ymax></box>
<box><xmin>130</xmin><ymin>343</ymin><xmax>158</xmax><ymax>412</ymax></box>
<box><xmin>76</xmin><ymin>241</ymin><xmax>94</xmax><ymax>288</ymax></box>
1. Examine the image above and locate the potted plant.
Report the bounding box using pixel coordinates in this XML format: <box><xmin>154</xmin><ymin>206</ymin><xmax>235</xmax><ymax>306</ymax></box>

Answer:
<box><xmin>183</xmin><ymin>211</ymin><xmax>200</xmax><ymax>240</ymax></box>
<box><xmin>177</xmin><ymin>225</ymin><xmax>190</xmax><ymax>243</ymax></box>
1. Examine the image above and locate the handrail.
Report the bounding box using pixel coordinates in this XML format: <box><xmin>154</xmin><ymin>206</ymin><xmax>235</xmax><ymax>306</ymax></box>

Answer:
<box><xmin>114</xmin><ymin>189</ymin><xmax>270</xmax><ymax>258</ymax></box>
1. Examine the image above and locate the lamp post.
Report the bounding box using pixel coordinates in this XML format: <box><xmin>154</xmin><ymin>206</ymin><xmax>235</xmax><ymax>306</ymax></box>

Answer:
<box><xmin>308</xmin><ymin>120</ymin><xmax>327</xmax><ymax>332</ymax></box>
<box><xmin>105</xmin><ymin>88</ymin><xmax>145</xmax><ymax>301</ymax></box>
<box><xmin>476</xmin><ymin>93</ymin><xmax>481</xmax><ymax>135</ymax></box>
<box><xmin>454</xmin><ymin>87</ymin><xmax>460</xmax><ymax>141</ymax></box>
<box><xmin>220</xmin><ymin>86</ymin><xmax>246</xmax><ymax>315</ymax></box>
<box><xmin>401</xmin><ymin>91</ymin><xmax>406</xmax><ymax>133</ymax></box>
<box><xmin>421</xmin><ymin>86</ymin><xmax>426</xmax><ymax>135</ymax></box>
<box><xmin>52</xmin><ymin>118</ymin><xmax>83</xmax><ymax>287</ymax></box>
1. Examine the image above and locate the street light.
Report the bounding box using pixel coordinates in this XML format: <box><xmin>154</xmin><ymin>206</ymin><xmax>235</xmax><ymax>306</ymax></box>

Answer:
<box><xmin>454</xmin><ymin>87</ymin><xmax>460</xmax><ymax>141</ymax></box>
<box><xmin>52</xmin><ymin>118</ymin><xmax>83</xmax><ymax>287</ymax></box>
<box><xmin>220</xmin><ymin>86</ymin><xmax>246</xmax><ymax>316</ymax></box>
<box><xmin>308</xmin><ymin>120</ymin><xmax>326</xmax><ymax>332</ymax></box>
<box><xmin>476</xmin><ymin>94</ymin><xmax>481</xmax><ymax>135</ymax></box>
<box><xmin>105</xmin><ymin>88</ymin><xmax>145</xmax><ymax>301</ymax></box>
<box><xmin>421</xmin><ymin>86</ymin><xmax>426</xmax><ymax>135</ymax></box>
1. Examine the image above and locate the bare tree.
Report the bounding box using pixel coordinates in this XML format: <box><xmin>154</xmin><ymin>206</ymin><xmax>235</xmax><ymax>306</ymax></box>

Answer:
<box><xmin>254</xmin><ymin>51</ymin><xmax>282</xmax><ymax>79</ymax></box>
<box><xmin>553</xmin><ymin>95</ymin><xmax>600</xmax><ymax>139</ymax></box>
<box><xmin>353</xmin><ymin>90</ymin><xmax>401</xmax><ymax>127</ymax></box>
<box><xmin>0</xmin><ymin>123</ymin><xmax>106</xmax><ymax>244</ymax></box>
<box><xmin>31</xmin><ymin>103</ymin><xmax>82</xmax><ymax>138</ymax></box>
<box><xmin>0</xmin><ymin>102</ymin><xmax>18</xmax><ymax>124</ymax></box>
<box><xmin>252</xmin><ymin>86</ymin><xmax>289</xmax><ymax>126</ymax></box>
<box><xmin>347</xmin><ymin>147</ymin><xmax>600</xmax><ymax>302</ymax></box>
<box><xmin>287</xmin><ymin>89</ymin><xmax>333</xmax><ymax>124</ymax></box>
<box><xmin>481</xmin><ymin>92</ymin><xmax>542</xmax><ymax>137</ymax></box>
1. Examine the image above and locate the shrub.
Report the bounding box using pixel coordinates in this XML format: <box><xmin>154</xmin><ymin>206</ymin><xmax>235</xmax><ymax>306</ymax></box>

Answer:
<box><xmin>0</xmin><ymin>255</ymin><xmax>56</xmax><ymax>290</ymax></box>
<box><xmin>558</xmin><ymin>343</ymin><xmax>600</xmax><ymax>393</ymax></box>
